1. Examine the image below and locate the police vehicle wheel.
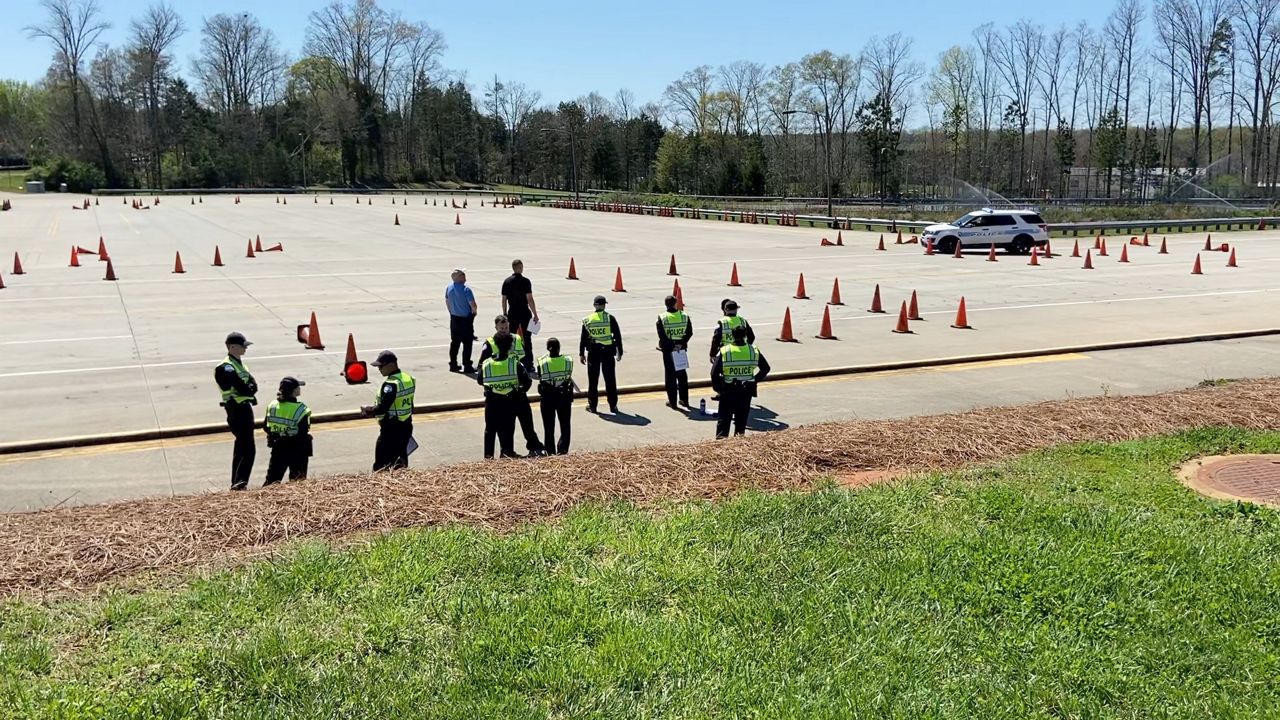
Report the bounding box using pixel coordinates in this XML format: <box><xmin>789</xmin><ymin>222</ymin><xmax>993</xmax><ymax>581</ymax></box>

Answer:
<box><xmin>938</xmin><ymin>237</ymin><xmax>958</xmax><ymax>255</ymax></box>
<box><xmin>1011</xmin><ymin>236</ymin><xmax>1033</xmax><ymax>255</ymax></box>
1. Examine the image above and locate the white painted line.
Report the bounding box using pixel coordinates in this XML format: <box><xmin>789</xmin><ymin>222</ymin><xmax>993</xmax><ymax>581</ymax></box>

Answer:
<box><xmin>0</xmin><ymin>294</ymin><xmax>117</xmax><ymax>303</ymax></box>
<box><xmin>0</xmin><ymin>335</ymin><xmax>132</xmax><ymax>346</ymax></box>
<box><xmin>0</xmin><ymin>342</ymin><xmax>451</xmax><ymax>379</ymax></box>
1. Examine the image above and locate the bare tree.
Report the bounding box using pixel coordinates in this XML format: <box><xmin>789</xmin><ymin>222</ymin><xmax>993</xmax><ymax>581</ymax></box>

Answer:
<box><xmin>1036</xmin><ymin>27</ymin><xmax>1071</xmax><ymax>193</ymax></box>
<box><xmin>799</xmin><ymin>50</ymin><xmax>862</xmax><ymax>196</ymax></box>
<box><xmin>1234</xmin><ymin>0</ymin><xmax>1280</xmax><ymax>185</ymax></box>
<box><xmin>25</xmin><ymin>0</ymin><xmax>110</xmax><ymax>152</ymax></box>
<box><xmin>928</xmin><ymin>46</ymin><xmax>977</xmax><ymax>182</ymax></box>
<box><xmin>993</xmin><ymin>20</ymin><xmax>1044</xmax><ymax>194</ymax></box>
<box><xmin>664</xmin><ymin>65</ymin><xmax>715</xmax><ymax>134</ymax></box>
<box><xmin>864</xmin><ymin>32</ymin><xmax>924</xmax><ymax>116</ymax></box>
<box><xmin>1157</xmin><ymin>0</ymin><xmax>1234</xmax><ymax>173</ymax></box>
<box><xmin>766</xmin><ymin>62</ymin><xmax>801</xmax><ymax>191</ymax></box>
<box><xmin>484</xmin><ymin>76</ymin><xmax>541</xmax><ymax>181</ymax></box>
<box><xmin>719</xmin><ymin>60</ymin><xmax>767</xmax><ymax>136</ymax></box>
<box><xmin>193</xmin><ymin>13</ymin><xmax>286</xmax><ymax>114</ymax></box>
<box><xmin>128</xmin><ymin>2</ymin><xmax>183</xmax><ymax>187</ymax></box>
<box><xmin>971</xmin><ymin>23</ymin><xmax>1002</xmax><ymax>184</ymax></box>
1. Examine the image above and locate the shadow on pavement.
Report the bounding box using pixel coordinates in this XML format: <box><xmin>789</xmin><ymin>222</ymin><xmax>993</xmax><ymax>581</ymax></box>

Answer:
<box><xmin>747</xmin><ymin>405</ymin><xmax>789</xmax><ymax>432</ymax></box>
<box><xmin>599</xmin><ymin>410</ymin><xmax>651</xmax><ymax>427</ymax></box>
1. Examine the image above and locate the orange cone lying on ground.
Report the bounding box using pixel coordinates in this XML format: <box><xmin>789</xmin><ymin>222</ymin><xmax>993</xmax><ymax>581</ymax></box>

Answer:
<box><xmin>892</xmin><ymin>301</ymin><xmax>912</xmax><ymax>334</ymax></box>
<box><xmin>778</xmin><ymin>307</ymin><xmax>799</xmax><ymax>342</ymax></box>
<box><xmin>820</xmin><ymin>237</ymin><xmax>834</xmax><ymax>246</ymax></box>
<box><xmin>612</xmin><ymin>267</ymin><xmax>626</xmax><ymax>292</ymax></box>
<box><xmin>951</xmin><ymin>297</ymin><xmax>972</xmax><ymax>329</ymax></box>
<box><xmin>816</xmin><ymin>306</ymin><xmax>837</xmax><ymax>340</ymax></box>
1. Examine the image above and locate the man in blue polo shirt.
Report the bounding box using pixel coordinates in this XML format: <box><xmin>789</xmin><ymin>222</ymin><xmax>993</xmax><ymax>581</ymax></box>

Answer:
<box><xmin>445</xmin><ymin>268</ymin><xmax>478</xmax><ymax>373</ymax></box>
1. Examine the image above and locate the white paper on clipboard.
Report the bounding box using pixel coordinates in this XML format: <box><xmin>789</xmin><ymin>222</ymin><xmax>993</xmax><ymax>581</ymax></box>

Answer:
<box><xmin>406</xmin><ymin>436</ymin><xmax>419</xmax><ymax>456</ymax></box>
<box><xmin>527</xmin><ymin>319</ymin><xmax>542</xmax><ymax>335</ymax></box>
<box><xmin>671</xmin><ymin>349</ymin><xmax>689</xmax><ymax>371</ymax></box>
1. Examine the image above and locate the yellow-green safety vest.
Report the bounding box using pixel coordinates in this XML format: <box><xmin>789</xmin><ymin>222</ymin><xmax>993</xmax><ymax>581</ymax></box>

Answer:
<box><xmin>718</xmin><ymin>315</ymin><xmax>746</xmax><ymax>346</ymax></box>
<box><xmin>482</xmin><ymin>356</ymin><xmax>520</xmax><ymax>395</ymax></box>
<box><xmin>661</xmin><ymin>310</ymin><xmax>688</xmax><ymax>340</ymax></box>
<box><xmin>583</xmin><ymin>310</ymin><xmax>614</xmax><ymax>345</ymax></box>
<box><xmin>538</xmin><ymin>355</ymin><xmax>573</xmax><ymax>386</ymax></box>
<box><xmin>265</xmin><ymin>400</ymin><xmax>311</xmax><ymax>436</ymax></box>
<box><xmin>719</xmin><ymin>343</ymin><xmax>759</xmax><ymax>383</ymax></box>
<box><xmin>486</xmin><ymin>334</ymin><xmax>525</xmax><ymax>361</ymax></box>
<box><xmin>217</xmin><ymin>355</ymin><xmax>256</xmax><ymax>404</ymax></box>
<box><xmin>376</xmin><ymin>372</ymin><xmax>416</xmax><ymax>421</ymax></box>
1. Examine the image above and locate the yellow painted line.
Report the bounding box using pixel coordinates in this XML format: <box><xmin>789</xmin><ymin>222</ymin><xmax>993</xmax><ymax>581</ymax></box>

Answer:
<box><xmin>47</xmin><ymin>218</ymin><xmax>59</xmax><ymax>238</ymax></box>
<box><xmin>0</xmin><ymin>353</ymin><xmax>1083</xmax><ymax>466</ymax></box>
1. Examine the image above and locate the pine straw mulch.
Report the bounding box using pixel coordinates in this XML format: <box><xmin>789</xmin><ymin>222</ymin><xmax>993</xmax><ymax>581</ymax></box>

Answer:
<box><xmin>3</xmin><ymin>379</ymin><xmax>1279</xmax><ymax>598</ymax></box>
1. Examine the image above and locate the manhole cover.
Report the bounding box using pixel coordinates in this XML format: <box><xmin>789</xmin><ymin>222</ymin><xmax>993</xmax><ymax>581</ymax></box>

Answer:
<box><xmin>1180</xmin><ymin>455</ymin><xmax>1280</xmax><ymax>507</ymax></box>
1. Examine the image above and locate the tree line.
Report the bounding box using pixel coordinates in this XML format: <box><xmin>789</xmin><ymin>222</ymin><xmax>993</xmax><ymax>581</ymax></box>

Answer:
<box><xmin>5</xmin><ymin>0</ymin><xmax>1280</xmax><ymax>201</ymax></box>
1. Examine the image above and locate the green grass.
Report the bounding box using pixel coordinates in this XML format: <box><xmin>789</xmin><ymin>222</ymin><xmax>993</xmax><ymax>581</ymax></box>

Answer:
<box><xmin>0</xmin><ymin>169</ymin><xmax>27</xmax><ymax>192</ymax></box>
<box><xmin>4</xmin><ymin>429</ymin><xmax>1280</xmax><ymax>718</ymax></box>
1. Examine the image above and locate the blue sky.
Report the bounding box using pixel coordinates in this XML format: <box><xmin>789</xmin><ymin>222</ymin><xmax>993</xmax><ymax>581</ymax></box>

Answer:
<box><xmin>4</xmin><ymin>0</ymin><xmax>1116</xmax><ymax>109</ymax></box>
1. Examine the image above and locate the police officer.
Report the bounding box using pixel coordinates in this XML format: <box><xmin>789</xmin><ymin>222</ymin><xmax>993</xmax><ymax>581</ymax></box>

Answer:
<box><xmin>655</xmin><ymin>294</ymin><xmax>692</xmax><ymax>409</ymax></box>
<box><xmin>708</xmin><ymin>299</ymin><xmax>755</xmax><ymax>360</ymax></box>
<box><xmin>478</xmin><ymin>314</ymin><xmax>544</xmax><ymax>454</ymax></box>
<box><xmin>264</xmin><ymin>376</ymin><xmax>312</xmax><ymax>485</ymax></box>
<box><xmin>361</xmin><ymin>350</ymin><xmax>416</xmax><ymax>470</ymax></box>
<box><xmin>478</xmin><ymin>332</ymin><xmax>530</xmax><ymax>459</ymax></box>
<box><xmin>214</xmin><ymin>331</ymin><xmax>258</xmax><ymax>490</ymax></box>
<box><xmin>710</xmin><ymin>325</ymin><xmax>771</xmax><ymax>438</ymax></box>
<box><xmin>537</xmin><ymin>337</ymin><xmax>574</xmax><ymax>454</ymax></box>
<box><xmin>579</xmin><ymin>295</ymin><xmax>624</xmax><ymax>413</ymax></box>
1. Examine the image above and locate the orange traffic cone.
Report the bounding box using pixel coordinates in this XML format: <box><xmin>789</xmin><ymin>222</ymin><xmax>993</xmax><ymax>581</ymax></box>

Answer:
<box><xmin>986</xmin><ymin>244</ymin><xmax>997</xmax><ymax>262</ymax></box>
<box><xmin>868</xmin><ymin>283</ymin><xmax>885</xmax><ymax>313</ymax></box>
<box><xmin>953</xmin><ymin>240</ymin><xmax>964</xmax><ymax>258</ymax></box>
<box><xmin>12</xmin><ymin>253</ymin><xmax>24</xmax><ymax>275</ymax></box>
<box><xmin>668</xmin><ymin>254</ymin><xmax>678</xmax><ymax>275</ymax></box>
<box><xmin>1191</xmin><ymin>254</ymin><xmax>1203</xmax><ymax>275</ymax></box>
<box><xmin>1028</xmin><ymin>248</ymin><xmax>1040</xmax><ymax>266</ymax></box>
<box><xmin>816</xmin><ymin>306</ymin><xmax>837</xmax><ymax>339</ymax></box>
<box><xmin>1204</xmin><ymin>235</ymin><xmax>1212</xmax><ymax>251</ymax></box>
<box><xmin>455</xmin><ymin>213</ymin><xmax>461</xmax><ymax>225</ymax></box>
<box><xmin>0</xmin><ymin>270</ymin><xmax>5</xmax><ymax>290</ymax></box>
<box><xmin>1094</xmin><ymin>235</ymin><xmax>1101</xmax><ymax>250</ymax></box>
<box><xmin>876</xmin><ymin>234</ymin><xmax>886</xmax><ymax>251</ymax></box>
<box><xmin>394</xmin><ymin>213</ymin><xmax>400</xmax><ymax>226</ymax></box>
<box><xmin>98</xmin><ymin>237</ymin><xmax>109</xmax><ymax>260</ymax></box>
<box><xmin>1142</xmin><ymin>232</ymin><xmax>1149</xmax><ymax>246</ymax></box>
<box><xmin>103</xmin><ymin>259</ymin><xmax>117</xmax><ymax>281</ymax></box>
<box><xmin>896</xmin><ymin>230</ymin><xmax>903</xmax><ymax>244</ymax></box>
<box><xmin>254</xmin><ymin>235</ymin><xmax>263</xmax><ymax>253</ymax></box>
<box><xmin>727</xmin><ymin>262</ymin><xmax>742</xmax><ymax>287</ymax></box>
<box><xmin>1098</xmin><ymin>238</ymin><xmax>1108</xmax><ymax>256</ymax></box>
<box><xmin>778</xmin><ymin>307</ymin><xmax>799</xmax><ymax>342</ymax></box>
<box><xmin>1043</xmin><ymin>240</ymin><xmax>1053</xmax><ymax>258</ymax></box>
<box><xmin>925</xmin><ymin>239</ymin><xmax>935</xmax><ymax>255</ymax></box>
<box><xmin>1083</xmin><ymin>250</ymin><xmax>1094</xmax><ymax>269</ymax></box>
<box><xmin>794</xmin><ymin>273</ymin><xmax>809</xmax><ymax>299</ymax></box>
<box><xmin>908</xmin><ymin>290</ymin><xmax>922</xmax><ymax>321</ymax></box>
<box><xmin>836</xmin><ymin>231</ymin><xmax>844</xmax><ymax>246</ymax></box>
<box><xmin>69</xmin><ymin>246</ymin><xmax>80</xmax><ymax>267</ymax></box>
<box><xmin>173</xmin><ymin>252</ymin><xmax>185</xmax><ymax>274</ymax></box>
<box><xmin>1158</xmin><ymin>237</ymin><xmax>1168</xmax><ymax>254</ymax></box>
<box><xmin>213</xmin><ymin>246</ymin><xmax>224</xmax><ymax>267</ymax></box>
<box><xmin>674</xmin><ymin>280</ymin><xmax>685</xmax><ymax>310</ymax></box>
<box><xmin>1071</xmin><ymin>239</ymin><xmax>1081</xmax><ymax>257</ymax></box>
<box><xmin>1227</xmin><ymin>248</ymin><xmax>1238</xmax><ymax>267</ymax></box>
<box><xmin>1119</xmin><ymin>245</ymin><xmax>1129</xmax><ymax>263</ymax></box>
<box><xmin>266</xmin><ymin>243</ymin><xmax>284</xmax><ymax>252</ymax></box>
<box><xmin>612</xmin><ymin>267</ymin><xmax>626</xmax><ymax>292</ymax></box>
<box><xmin>828</xmin><ymin>278</ymin><xmax>844</xmax><ymax>305</ymax></box>
<box><xmin>820</xmin><ymin>237</ymin><xmax>834</xmax><ymax>246</ymax></box>
<box><xmin>246</xmin><ymin>240</ymin><xmax>256</xmax><ymax>258</ymax></box>
<box><xmin>302</xmin><ymin>312</ymin><xmax>325</xmax><ymax>350</ymax></box>
<box><xmin>567</xmin><ymin>257</ymin><xmax>578</xmax><ymax>280</ymax></box>
<box><xmin>892</xmin><ymin>301</ymin><xmax>912</xmax><ymax>334</ymax></box>
<box><xmin>344</xmin><ymin>333</ymin><xmax>359</xmax><ymax>365</ymax></box>
<box><xmin>950</xmin><ymin>297</ymin><xmax>972</xmax><ymax>329</ymax></box>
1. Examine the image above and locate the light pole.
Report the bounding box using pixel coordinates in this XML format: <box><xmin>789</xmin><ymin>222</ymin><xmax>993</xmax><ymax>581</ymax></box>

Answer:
<box><xmin>296</xmin><ymin>132</ymin><xmax>308</xmax><ymax>190</ymax></box>
<box><xmin>541</xmin><ymin>126</ymin><xmax>579</xmax><ymax>200</ymax></box>
<box><xmin>784</xmin><ymin>108</ymin><xmax>833</xmax><ymax>222</ymax></box>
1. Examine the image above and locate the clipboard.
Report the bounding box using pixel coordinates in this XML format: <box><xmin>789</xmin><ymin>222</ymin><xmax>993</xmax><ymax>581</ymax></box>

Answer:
<box><xmin>406</xmin><ymin>436</ymin><xmax>419</xmax><ymax>456</ymax></box>
<box><xmin>671</xmin><ymin>349</ymin><xmax>689</xmax><ymax>371</ymax></box>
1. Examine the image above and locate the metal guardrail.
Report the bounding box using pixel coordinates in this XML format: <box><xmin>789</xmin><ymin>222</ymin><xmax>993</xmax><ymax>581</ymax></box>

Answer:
<box><xmin>539</xmin><ymin>200</ymin><xmax>1279</xmax><ymax>237</ymax></box>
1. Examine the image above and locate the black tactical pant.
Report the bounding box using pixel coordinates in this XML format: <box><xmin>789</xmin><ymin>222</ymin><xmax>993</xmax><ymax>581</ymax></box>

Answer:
<box><xmin>715</xmin><ymin>384</ymin><xmax>754</xmax><ymax>438</ymax></box>
<box><xmin>539</xmin><ymin>386</ymin><xmax>573</xmax><ymax>454</ymax></box>
<box><xmin>586</xmin><ymin>346</ymin><xmax>618</xmax><ymax>410</ymax></box>
<box><xmin>225</xmin><ymin>401</ymin><xmax>256</xmax><ymax>490</ymax></box>
<box><xmin>265</xmin><ymin>435</ymin><xmax>310</xmax><ymax>485</ymax></box>
<box><xmin>484</xmin><ymin>393</ymin><xmax>519</xmax><ymax>458</ymax></box>
<box><xmin>662</xmin><ymin>350</ymin><xmax>689</xmax><ymax>406</ymax></box>
<box><xmin>374</xmin><ymin>419</ymin><xmax>413</xmax><ymax>471</ymax></box>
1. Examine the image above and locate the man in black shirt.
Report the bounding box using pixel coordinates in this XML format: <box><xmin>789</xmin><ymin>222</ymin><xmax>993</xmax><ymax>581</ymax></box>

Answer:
<box><xmin>501</xmin><ymin>259</ymin><xmax>539</xmax><ymax>359</ymax></box>
<box><xmin>213</xmin><ymin>331</ymin><xmax>258</xmax><ymax>490</ymax></box>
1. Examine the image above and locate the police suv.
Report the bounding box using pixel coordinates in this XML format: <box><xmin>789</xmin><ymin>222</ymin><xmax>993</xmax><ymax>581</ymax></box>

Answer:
<box><xmin>921</xmin><ymin>208</ymin><xmax>1050</xmax><ymax>255</ymax></box>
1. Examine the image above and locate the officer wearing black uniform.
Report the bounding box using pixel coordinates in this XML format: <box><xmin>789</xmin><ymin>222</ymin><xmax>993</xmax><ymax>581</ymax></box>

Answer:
<box><xmin>264</xmin><ymin>376</ymin><xmax>312</xmax><ymax>485</ymax></box>
<box><xmin>708</xmin><ymin>299</ymin><xmax>755</xmax><ymax>359</ymax></box>
<box><xmin>537</xmin><ymin>337</ymin><xmax>575</xmax><ymax>454</ymax></box>
<box><xmin>710</xmin><ymin>325</ymin><xmax>771</xmax><ymax>438</ymax></box>
<box><xmin>214</xmin><ymin>331</ymin><xmax>258</xmax><ymax>490</ymax></box>
<box><xmin>478</xmin><ymin>332</ymin><xmax>531</xmax><ymax>459</ymax></box>
<box><xmin>655</xmin><ymin>294</ymin><xmax>693</xmax><ymax>409</ymax></box>
<box><xmin>361</xmin><ymin>350</ymin><xmax>416</xmax><ymax>471</ymax></box>
<box><xmin>579</xmin><ymin>295</ymin><xmax>624</xmax><ymax>413</ymax></box>
<box><xmin>478</xmin><ymin>315</ymin><xmax>545</xmax><ymax>455</ymax></box>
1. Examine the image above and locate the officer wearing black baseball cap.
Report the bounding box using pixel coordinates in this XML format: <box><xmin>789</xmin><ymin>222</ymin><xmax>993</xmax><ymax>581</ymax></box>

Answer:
<box><xmin>264</xmin><ymin>376</ymin><xmax>312</xmax><ymax>485</ymax></box>
<box><xmin>579</xmin><ymin>294</ymin><xmax>624</xmax><ymax>413</ymax></box>
<box><xmin>361</xmin><ymin>350</ymin><xmax>417</xmax><ymax>470</ymax></box>
<box><xmin>214</xmin><ymin>331</ymin><xmax>258</xmax><ymax>490</ymax></box>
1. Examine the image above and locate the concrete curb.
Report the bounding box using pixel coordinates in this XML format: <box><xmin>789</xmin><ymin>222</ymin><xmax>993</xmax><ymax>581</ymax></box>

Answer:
<box><xmin>2</xmin><ymin>327</ymin><xmax>1277</xmax><ymax>457</ymax></box>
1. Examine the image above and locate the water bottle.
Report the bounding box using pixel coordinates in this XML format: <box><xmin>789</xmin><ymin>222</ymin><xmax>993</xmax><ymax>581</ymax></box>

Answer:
<box><xmin>699</xmin><ymin>398</ymin><xmax>706</xmax><ymax>415</ymax></box>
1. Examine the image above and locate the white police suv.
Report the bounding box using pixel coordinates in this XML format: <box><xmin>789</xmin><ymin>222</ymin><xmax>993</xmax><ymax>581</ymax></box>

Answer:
<box><xmin>921</xmin><ymin>208</ymin><xmax>1050</xmax><ymax>255</ymax></box>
